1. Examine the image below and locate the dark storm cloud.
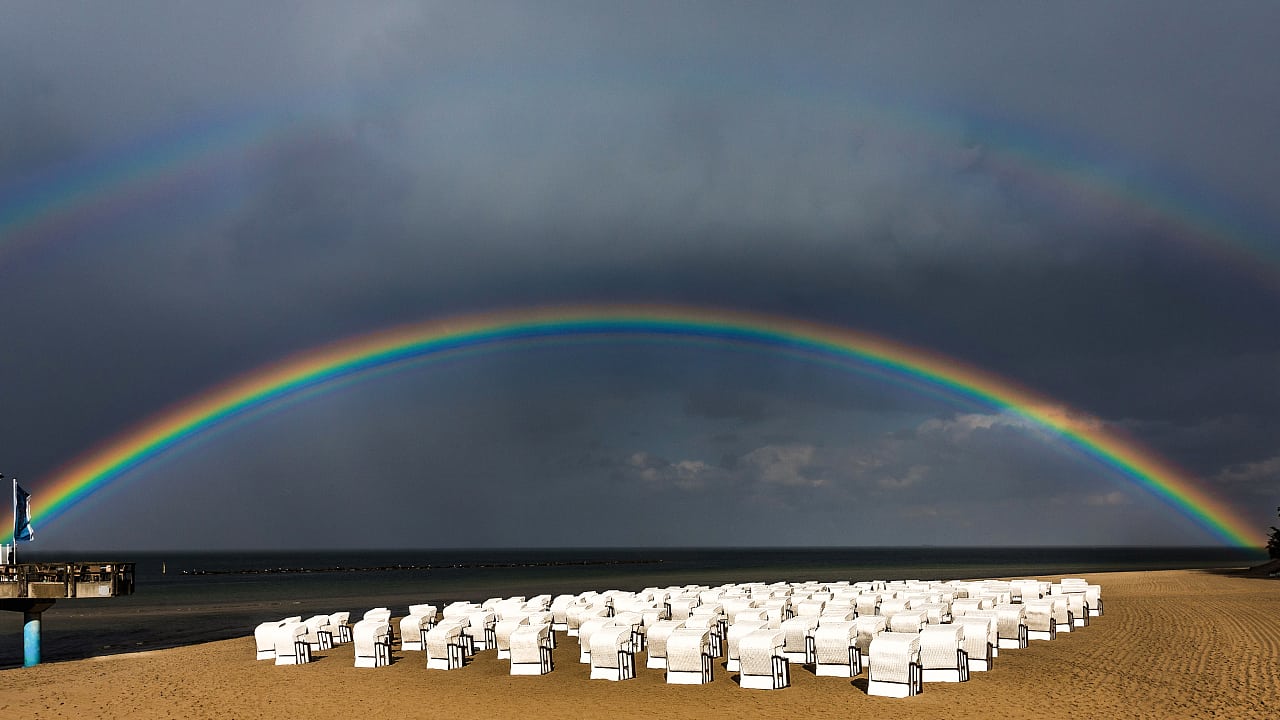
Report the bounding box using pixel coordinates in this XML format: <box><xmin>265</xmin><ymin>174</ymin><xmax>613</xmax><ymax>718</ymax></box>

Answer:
<box><xmin>2</xmin><ymin>2</ymin><xmax>1278</xmax><ymax>548</ymax></box>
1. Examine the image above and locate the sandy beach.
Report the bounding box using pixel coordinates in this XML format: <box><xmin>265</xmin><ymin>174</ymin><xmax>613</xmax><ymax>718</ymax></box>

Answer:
<box><xmin>2</xmin><ymin>568</ymin><xmax>1275</xmax><ymax>720</ymax></box>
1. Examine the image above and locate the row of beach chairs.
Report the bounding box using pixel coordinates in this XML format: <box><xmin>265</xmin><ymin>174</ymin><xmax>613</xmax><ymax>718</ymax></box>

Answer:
<box><xmin>253</xmin><ymin>576</ymin><xmax>1102</xmax><ymax>697</ymax></box>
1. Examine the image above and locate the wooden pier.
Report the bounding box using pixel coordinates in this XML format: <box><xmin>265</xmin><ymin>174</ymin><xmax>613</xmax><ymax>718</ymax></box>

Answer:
<box><xmin>1</xmin><ymin>561</ymin><xmax>135</xmax><ymax>667</ymax></box>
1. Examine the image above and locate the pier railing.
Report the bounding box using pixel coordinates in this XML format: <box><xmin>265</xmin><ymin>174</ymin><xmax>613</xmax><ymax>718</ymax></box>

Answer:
<box><xmin>0</xmin><ymin>562</ymin><xmax>135</xmax><ymax>599</ymax></box>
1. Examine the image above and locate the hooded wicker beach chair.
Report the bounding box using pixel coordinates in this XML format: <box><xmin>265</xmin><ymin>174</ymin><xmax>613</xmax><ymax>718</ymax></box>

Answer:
<box><xmin>950</xmin><ymin>597</ymin><xmax>991</xmax><ymax>616</ymax></box>
<box><xmin>855</xmin><ymin>593</ymin><xmax>882</xmax><ymax>617</ymax></box>
<box><xmin>566</xmin><ymin>603</ymin><xmax>610</xmax><ymax>637</ymax></box>
<box><xmin>919</xmin><ymin>624</ymin><xmax>969</xmax><ymax>682</ymax></box>
<box><xmin>1012</xmin><ymin>580</ymin><xmax>1041</xmax><ymax>603</ymax></box>
<box><xmin>1050</xmin><ymin>596</ymin><xmax>1073</xmax><ymax>633</ymax></box>
<box><xmin>779</xmin><ymin>616</ymin><xmax>818</xmax><ymax>665</ymax></box>
<box><xmin>327</xmin><ymin>611</ymin><xmax>352</xmax><ymax>644</ymax></box>
<box><xmin>424</xmin><ymin>619</ymin><xmax>469</xmax><ymax>670</ymax></box>
<box><xmin>589</xmin><ymin>625</ymin><xmax>637</xmax><ymax>681</ymax></box>
<box><xmin>461</xmin><ymin>609</ymin><xmax>497</xmax><ymax>652</ymax></box>
<box><xmin>738</xmin><ymin>628</ymin><xmax>790</xmax><ymax>690</ymax></box>
<box><xmin>867</xmin><ymin>631</ymin><xmax>922</xmax><ymax>697</ymax></box>
<box><xmin>494</xmin><ymin>615</ymin><xmax>532</xmax><ymax>659</ymax></box>
<box><xmin>273</xmin><ymin>621</ymin><xmax>312</xmax><ymax>665</ymax></box>
<box><xmin>682</xmin><ymin>613</ymin><xmax>725</xmax><ymax>657</ymax></box>
<box><xmin>854</xmin><ymin>615</ymin><xmax>887</xmax><ymax>664</ymax></box>
<box><xmin>793</xmin><ymin>598</ymin><xmax>826</xmax><ymax>617</ymax></box>
<box><xmin>667</xmin><ymin>597</ymin><xmax>698</xmax><ymax>621</ymax></box>
<box><xmin>665</xmin><ymin>627</ymin><xmax>714</xmax><ymax>685</ymax></box>
<box><xmin>992</xmin><ymin>604</ymin><xmax>1029</xmax><ymax>649</ymax></box>
<box><xmin>888</xmin><ymin>609</ymin><xmax>928</xmax><ymax>634</ymax></box>
<box><xmin>577</xmin><ymin>617</ymin><xmax>614</xmax><ymax>664</ymax></box>
<box><xmin>255</xmin><ymin>620</ymin><xmax>287</xmax><ymax>660</ymax></box>
<box><xmin>1024</xmin><ymin>599</ymin><xmax>1057</xmax><ymax>641</ymax></box>
<box><xmin>1065</xmin><ymin>592</ymin><xmax>1089</xmax><ymax>627</ymax></box>
<box><xmin>957</xmin><ymin>614</ymin><xmax>996</xmax><ymax>671</ymax></box>
<box><xmin>302</xmin><ymin>614</ymin><xmax>334</xmax><ymax>652</ymax></box>
<box><xmin>819</xmin><ymin>599</ymin><xmax>855</xmax><ymax>621</ymax></box>
<box><xmin>549</xmin><ymin>595</ymin><xmax>576</xmax><ymax>632</ymax></box>
<box><xmin>813</xmin><ymin>620</ymin><xmax>861</xmax><ymax>677</ymax></box>
<box><xmin>362</xmin><ymin>608</ymin><xmax>395</xmax><ymax>645</ymax></box>
<box><xmin>725</xmin><ymin>619</ymin><xmax>768</xmax><ymax>672</ymax></box>
<box><xmin>879</xmin><ymin>597</ymin><xmax>912</xmax><ymax>621</ymax></box>
<box><xmin>400</xmin><ymin>613</ymin><xmax>434</xmax><ymax>652</ymax></box>
<box><xmin>644</xmin><ymin>619</ymin><xmax>684</xmax><ymax>669</ymax></box>
<box><xmin>352</xmin><ymin>618</ymin><xmax>392</xmax><ymax>668</ymax></box>
<box><xmin>509</xmin><ymin>622</ymin><xmax>555</xmax><ymax>675</ymax></box>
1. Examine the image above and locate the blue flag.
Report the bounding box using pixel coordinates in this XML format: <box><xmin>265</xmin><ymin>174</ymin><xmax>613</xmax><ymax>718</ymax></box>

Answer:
<box><xmin>14</xmin><ymin>480</ymin><xmax>33</xmax><ymax>542</ymax></box>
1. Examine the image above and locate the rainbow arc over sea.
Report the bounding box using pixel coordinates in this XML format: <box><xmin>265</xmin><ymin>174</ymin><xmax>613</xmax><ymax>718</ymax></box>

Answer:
<box><xmin>7</xmin><ymin>304</ymin><xmax>1259</xmax><ymax>547</ymax></box>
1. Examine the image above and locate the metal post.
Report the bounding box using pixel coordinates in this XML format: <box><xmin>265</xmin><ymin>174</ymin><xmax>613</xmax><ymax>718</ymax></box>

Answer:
<box><xmin>23</xmin><ymin>608</ymin><xmax>42</xmax><ymax>667</ymax></box>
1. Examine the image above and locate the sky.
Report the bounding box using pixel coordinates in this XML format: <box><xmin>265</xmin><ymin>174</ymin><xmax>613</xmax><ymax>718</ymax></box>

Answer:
<box><xmin>1</xmin><ymin>1</ymin><xmax>1277</xmax><ymax>551</ymax></box>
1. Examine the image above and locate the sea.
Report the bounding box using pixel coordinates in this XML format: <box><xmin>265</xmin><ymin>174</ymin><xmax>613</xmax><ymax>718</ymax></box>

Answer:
<box><xmin>0</xmin><ymin>546</ymin><xmax>1265</xmax><ymax>668</ymax></box>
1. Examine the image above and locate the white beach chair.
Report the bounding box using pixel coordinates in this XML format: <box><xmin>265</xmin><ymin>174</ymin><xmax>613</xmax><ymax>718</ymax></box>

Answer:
<box><xmin>509</xmin><ymin>622</ymin><xmax>554</xmax><ymax>675</ymax></box>
<box><xmin>400</xmin><ymin>613</ymin><xmax>433</xmax><ymax>652</ymax></box>
<box><xmin>424</xmin><ymin>620</ymin><xmax>469</xmax><ymax>670</ymax></box>
<box><xmin>867</xmin><ymin>632</ymin><xmax>922</xmax><ymax>698</ymax></box>
<box><xmin>273</xmin><ymin>622</ymin><xmax>312</xmax><ymax>665</ymax></box>
<box><xmin>644</xmin><ymin>619</ymin><xmax>683</xmax><ymax>669</ymax></box>
<box><xmin>813</xmin><ymin>620</ymin><xmax>861</xmax><ymax>677</ymax></box>
<box><xmin>302</xmin><ymin>614</ymin><xmax>334</xmax><ymax>652</ymax></box>
<box><xmin>566</xmin><ymin>603</ymin><xmax>610</xmax><ymax>637</ymax></box>
<box><xmin>854</xmin><ymin>615</ymin><xmax>887</xmax><ymax>665</ymax></box>
<box><xmin>665</xmin><ymin>627</ymin><xmax>714</xmax><ymax>685</ymax></box>
<box><xmin>780</xmin><ymin>616</ymin><xmax>818</xmax><ymax>665</ymax></box>
<box><xmin>1066</xmin><ymin>592</ymin><xmax>1089</xmax><ymax>627</ymax></box>
<box><xmin>550</xmin><ymin>595</ymin><xmax>576</xmax><ymax>632</ymax></box>
<box><xmin>819</xmin><ymin>601</ymin><xmax>855</xmax><ymax>622</ymax></box>
<box><xmin>1051</xmin><ymin>596</ymin><xmax>1073</xmax><ymax>633</ymax></box>
<box><xmin>328</xmin><ymin>611</ymin><xmax>352</xmax><ymax>644</ymax></box>
<box><xmin>461</xmin><ymin>609</ymin><xmax>497</xmax><ymax>652</ymax></box>
<box><xmin>494</xmin><ymin>616</ymin><xmax>531</xmax><ymax>659</ymax></box>
<box><xmin>888</xmin><ymin>610</ymin><xmax>928</xmax><ymax>634</ymax></box>
<box><xmin>919</xmin><ymin>624</ymin><xmax>969</xmax><ymax>683</ymax></box>
<box><xmin>352</xmin><ymin>618</ymin><xmax>392</xmax><ymax>668</ymax></box>
<box><xmin>855</xmin><ymin>593</ymin><xmax>882</xmax><ymax>617</ymax></box>
<box><xmin>254</xmin><ymin>620</ymin><xmax>285</xmax><ymax>660</ymax></box>
<box><xmin>589</xmin><ymin>625</ymin><xmax>637</xmax><ymax>681</ymax></box>
<box><xmin>667</xmin><ymin>597</ymin><xmax>698</xmax><ymax>621</ymax></box>
<box><xmin>957</xmin><ymin>615</ymin><xmax>997</xmax><ymax>671</ymax></box>
<box><xmin>738</xmin><ymin>628</ymin><xmax>790</xmax><ymax>690</ymax></box>
<box><xmin>879</xmin><ymin>597</ymin><xmax>912</xmax><ymax>621</ymax></box>
<box><xmin>577</xmin><ymin>617</ymin><xmax>614</xmax><ymax>664</ymax></box>
<box><xmin>1024</xmin><ymin>599</ymin><xmax>1057</xmax><ymax>641</ymax></box>
<box><xmin>793</xmin><ymin>598</ymin><xmax>826</xmax><ymax>617</ymax></box>
<box><xmin>725</xmin><ymin>619</ymin><xmax>768</xmax><ymax>672</ymax></box>
<box><xmin>993</xmin><ymin>604</ymin><xmax>1028</xmax><ymax>649</ymax></box>
<box><xmin>682</xmin><ymin>613</ymin><xmax>725</xmax><ymax>657</ymax></box>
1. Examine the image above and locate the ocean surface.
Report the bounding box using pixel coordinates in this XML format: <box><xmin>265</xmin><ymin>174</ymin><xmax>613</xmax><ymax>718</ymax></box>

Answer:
<box><xmin>0</xmin><ymin>546</ymin><xmax>1265</xmax><ymax>668</ymax></box>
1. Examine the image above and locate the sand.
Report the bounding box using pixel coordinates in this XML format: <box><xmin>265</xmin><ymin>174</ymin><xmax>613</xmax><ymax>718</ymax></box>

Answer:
<box><xmin>1</xmin><ymin>569</ymin><xmax>1275</xmax><ymax>719</ymax></box>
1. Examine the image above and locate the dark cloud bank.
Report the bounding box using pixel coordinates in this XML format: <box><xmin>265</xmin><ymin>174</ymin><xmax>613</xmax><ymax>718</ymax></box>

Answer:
<box><xmin>1</xmin><ymin>2</ymin><xmax>1277</xmax><ymax>549</ymax></box>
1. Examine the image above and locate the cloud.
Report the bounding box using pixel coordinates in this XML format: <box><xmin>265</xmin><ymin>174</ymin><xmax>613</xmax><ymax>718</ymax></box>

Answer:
<box><xmin>1082</xmin><ymin>491</ymin><xmax>1130</xmax><ymax>507</ymax></box>
<box><xmin>1212</xmin><ymin>456</ymin><xmax>1280</xmax><ymax>496</ymax></box>
<box><xmin>740</xmin><ymin>444</ymin><xmax>827</xmax><ymax>488</ymax></box>
<box><xmin>877</xmin><ymin>465</ymin><xmax>931</xmax><ymax>491</ymax></box>
<box><xmin>626</xmin><ymin>451</ymin><xmax>726</xmax><ymax>492</ymax></box>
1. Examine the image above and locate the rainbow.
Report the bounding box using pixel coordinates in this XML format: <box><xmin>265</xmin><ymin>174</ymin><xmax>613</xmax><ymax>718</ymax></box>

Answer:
<box><xmin>7</xmin><ymin>305</ymin><xmax>1260</xmax><ymax>546</ymax></box>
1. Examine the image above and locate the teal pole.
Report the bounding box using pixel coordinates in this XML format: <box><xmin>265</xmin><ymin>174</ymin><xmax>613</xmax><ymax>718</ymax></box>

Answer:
<box><xmin>23</xmin><ymin>609</ymin><xmax>41</xmax><ymax>667</ymax></box>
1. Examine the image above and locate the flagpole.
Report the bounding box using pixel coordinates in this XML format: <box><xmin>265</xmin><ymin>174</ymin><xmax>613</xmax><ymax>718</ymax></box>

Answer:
<box><xmin>11</xmin><ymin>476</ymin><xmax>17</xmax><ymax>565</ymax></box>
<box><xmin>9</xmin><ymin>475</ymin><xmax>15</xmax><ymax>565</ymax></box>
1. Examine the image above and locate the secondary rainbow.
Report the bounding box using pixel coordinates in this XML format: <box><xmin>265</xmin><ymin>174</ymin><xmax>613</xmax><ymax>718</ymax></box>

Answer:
<box><xmin>3</xmin><ymin>81</ymin><xmax>1276</xmax><ymax>290</ymax></box>
<box><xmin>8</xmin><ymin>305</ymin><xmax>1259</xmax><ymax>546</ymax></box>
